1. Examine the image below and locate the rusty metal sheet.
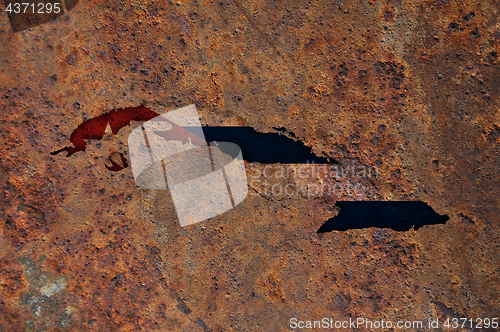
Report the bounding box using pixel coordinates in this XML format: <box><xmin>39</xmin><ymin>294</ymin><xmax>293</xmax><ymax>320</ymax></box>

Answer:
<box><xmin>0</xmin><ymin>0</ymin><xmax>499</xmax><ymax>330</ymax></box>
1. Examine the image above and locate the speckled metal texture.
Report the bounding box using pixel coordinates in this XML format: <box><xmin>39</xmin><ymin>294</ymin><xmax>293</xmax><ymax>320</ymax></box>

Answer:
<box><xmin>0</xmin><ymin>0</ymin><xmax>499</xmax><ymax>330</ymax></box>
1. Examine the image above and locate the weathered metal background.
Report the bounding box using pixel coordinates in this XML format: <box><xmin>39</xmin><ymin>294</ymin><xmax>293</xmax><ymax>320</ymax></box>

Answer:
<box><xmin>0</xmin><ymin>0</ymin><xmax>499</xmax><ymax>330</ymax></box>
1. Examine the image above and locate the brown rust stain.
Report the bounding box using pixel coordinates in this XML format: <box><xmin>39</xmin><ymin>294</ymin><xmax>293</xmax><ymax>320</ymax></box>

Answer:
<box><xmin>256</xmin><ymin>273</ymin><xmax>285</xmax><ymax>303</ymax></box>
<box><xmin>0</xmin><ymin>0</ymin><xmax>499</xmax><ymax>330</ymax></box>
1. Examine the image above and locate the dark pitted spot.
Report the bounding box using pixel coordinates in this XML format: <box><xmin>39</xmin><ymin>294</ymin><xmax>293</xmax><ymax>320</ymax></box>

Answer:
<box><xmin>463</xmin><ymin>12</ymin><xmax>475</xmax><ymax>22</ymax></box>
<box><xmin>470</xmin><ymin>27</ymin><xmax>480</xmax><ymax>39</ymax></box>
<box><xmin>458</xmin><ymin>213</ymin><xmax>475</xmax><ymax>225</ymax></box>
<box><xmin>485</xmin><ymin>51</ymin><xmax>498</xmax><ymax>65</ymax></box>
<box><xmin>486</xmin><ymin>124</ymin><xmax>500</xmax><ymax>144</ymax></box>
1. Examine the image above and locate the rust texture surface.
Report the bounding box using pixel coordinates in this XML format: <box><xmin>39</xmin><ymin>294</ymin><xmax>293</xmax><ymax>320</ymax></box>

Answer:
<box><xmin>0</xmin><ymin>0</ymin><xmax>499</xmax><ymax>330</ymax></box>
